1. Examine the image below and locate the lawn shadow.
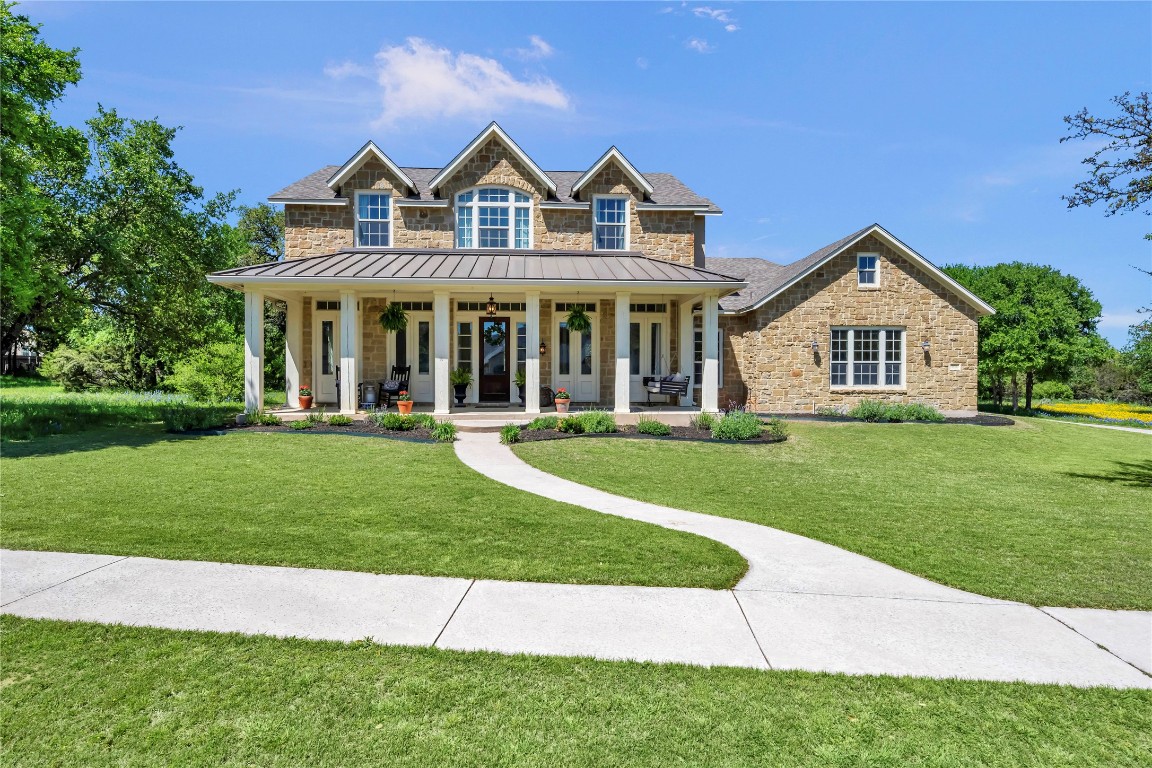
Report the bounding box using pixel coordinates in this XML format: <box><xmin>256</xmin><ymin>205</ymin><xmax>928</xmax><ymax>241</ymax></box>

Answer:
<box><xmin>1063</xmin><ymin>460</ymin><xmax>1152</xmax><ymax>488</ymax></box>
<box><xmin>0</xmin><ymin>425</ymin><xmax>227</xmax><ymax>459</ymax></box>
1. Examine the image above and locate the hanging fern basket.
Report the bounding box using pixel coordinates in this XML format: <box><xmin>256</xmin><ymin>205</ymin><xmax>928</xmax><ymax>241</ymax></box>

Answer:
<box><xmin>565</xmin><ymin>305</ymin><xmax>593</xmax><ymax>334</ymax></box>
<box><xmin>378</xmin><ymin>303</ymin><xmax>408</xmax><ymax>333</ymax></box>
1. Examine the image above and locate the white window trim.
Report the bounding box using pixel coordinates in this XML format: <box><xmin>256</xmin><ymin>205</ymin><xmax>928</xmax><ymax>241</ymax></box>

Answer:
<box><xmin>857</xmin><ymin>252</ymin><xmax>880</xmax><ymax>289</ymax></box>
<box><xmin>354</xmin><ymin>189</ymin><xmax>391</xmax><ymax>248</ymax></box>
<box><xmin>830</xmin><ymin>327</ymin><xmax>905</xmax><ymax>389</ymax></box>
<box><xmin>593</xmin><ymin>194</ymin><xmax>631</xmax><ymax>252</ymax></box>
<box><xmin>455</xmin><ymin>186</ymin><xmax>533</xmax><ymax>249</ymax></box>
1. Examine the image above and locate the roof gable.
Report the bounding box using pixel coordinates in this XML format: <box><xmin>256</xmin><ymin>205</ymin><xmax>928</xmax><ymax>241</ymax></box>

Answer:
<box><xmin>570</xmin><ymin>146</ymin><xmax>654</xmax><ymax>200</ymax></box>
<box><xmin>428</xmin><ymin>122</ymin><xmax>556</xmax><ymax>195</ymax></box>
<box><xmin>326</xmin><ymin>141</ymin><xmax>416</xmax><ymax>195</ymax></box>
<box><xmin>713</xmin><ymin>224</ymin><xmax>995</xmax><ymax>316</ymax></box>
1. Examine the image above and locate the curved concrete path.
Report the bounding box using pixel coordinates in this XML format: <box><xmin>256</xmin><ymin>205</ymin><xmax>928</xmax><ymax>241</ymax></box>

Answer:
<box><xmin>2</xmin><ymin>431</ymin><xmax>1149</xmax><ymax>688</ymax></box>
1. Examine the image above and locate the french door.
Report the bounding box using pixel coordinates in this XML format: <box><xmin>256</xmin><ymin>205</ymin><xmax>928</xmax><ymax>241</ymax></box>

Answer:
<box><xmin>390</xmin><ymin>312</ymin><xmax>434</xmax><ymax>402</ymax></box>
<box><xmin>553</xmin><ymin>319</ymin><xmax>598</xmax><ymax>402</ymax></box>
<box><xmin>628</xmin><ymin>316</ymin><xmax>668</xmax><ymax>402</ymax></box>
<box><xmin>479</xmin><ymin>317</ymin><xmax>510</xmax><ymax>402</ymax></box>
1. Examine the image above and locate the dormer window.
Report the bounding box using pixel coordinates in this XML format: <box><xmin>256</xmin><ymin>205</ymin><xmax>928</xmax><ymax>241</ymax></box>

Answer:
<box><xmin>456</xmin><ymin>187</ymin><xmax>532</xmax><ymax>249</ymax></box>
<box><xmin>594</xmin><ymin>196</ymin><xmax>629</xmax><ymax>250</ymax></box>
<box><xmin>355</xmin><ymin>191</ymin><xmax>391</xmax><ymax>247</ymax></box>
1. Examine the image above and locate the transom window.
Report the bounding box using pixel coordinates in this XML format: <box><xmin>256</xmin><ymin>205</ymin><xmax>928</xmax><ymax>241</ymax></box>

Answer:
<box><xmin>594</xmin><ymin>196</ymin><xmax>628</xmax><ymax>250</ymax></box>
<box><xmin>831</xmin><ymin>328</ymin><xmax>903</xmax><ymax>387</ymax></box>
<box><xmin>355</xmin><ymin>192</ymin><xmax>391</xmax><ymax>247</ymax></box>
<box><xmin>456</xmin><ymin>187</ymin><xmax>532</xmax><ymax>249</ymax></box>
<box><xmin>857</xmin><ymin>253</ymin><xmax>879</xmax><ymax>286</ymax></box>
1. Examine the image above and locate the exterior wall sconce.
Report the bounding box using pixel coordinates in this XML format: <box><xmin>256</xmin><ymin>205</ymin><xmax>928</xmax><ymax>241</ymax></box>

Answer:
<box><xmin>486</xmin><ymin>295</ymin><xmax>497</xmax><ymax>316</ymax></box>
<box><xmin>811</xmin><ymin>340</ymin><xmax>819</xmax><ymax>352</ymax></box>
<box><xmin>539</xmin><ymin>341</ymin><xmax>547</xmax><ymax>355</ymax></box>
<box><xmin>921</xmin><ymin>341</ymin><xmax>931</xmax><ymax>351</ymax></box>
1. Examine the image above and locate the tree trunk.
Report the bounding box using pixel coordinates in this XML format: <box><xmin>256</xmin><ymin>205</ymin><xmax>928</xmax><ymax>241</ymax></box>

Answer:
<box><xmin>993</xmin><ymin>375</ymin><xmax>1004</xmax><ymax>408</ymax></box>
<box><xmin>1025</xmin><ymin>371</ymin><xmax>1034</xmax><ymax>412</ymax></box>
<box><xmin>1010</xmin><ymin>373</ymin><xmax>1019</xmax><ymax>412</ymax></box>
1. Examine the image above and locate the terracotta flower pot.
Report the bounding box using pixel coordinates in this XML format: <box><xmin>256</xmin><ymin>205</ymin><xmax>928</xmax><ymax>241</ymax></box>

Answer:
<box><xmin>397</xmin><ymin>400</ymin><xmax>414</xmax><ymax>415</ymax></box>
<box><xmin>299</xmin><ymin>395</ymin><xmax>313</xmax><ymax>410</ymax></box>
<box><xmin>555</xmin><ymin>400</ymin><xmax>569</xmax><ymax>414</ymax></box>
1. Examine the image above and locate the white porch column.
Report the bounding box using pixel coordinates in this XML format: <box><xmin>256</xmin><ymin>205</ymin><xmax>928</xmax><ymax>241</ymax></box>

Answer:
<box><xmin>244</xmin><ymin>289</ymin><xmax>264</xmax><ymax>413</ymax></box>
<box><xmin>339</xmin><ymin>290</ymin><xmax>358</xmax><ymax>414</ymax></box>
<box><xmin>678</xmin><ymin>297</ymin><xmax>696</xmax><ymax>408</ymax></box>
<box><xmin>525</xmin><ymin>291</ymin><xmax>541</xmax><ymax>414</ymax></box>
<box><xmin>433</xmin><ymin>291</ymin><xmax>450</xmax><ymax>415</ymax></box>
<box><xmin>284</xmin><ymin>297</ymin><xmax>303</xmax><ymax>408</ymax></box>
<box><xmin>702</xmin><ymin>293</ymin><xmax>720</xmax><ymax>412</ymax></box>
<box><xmin>614</xmin><ymin>292</ymin><xmax>631</xmax><ymax>414</ymax></box>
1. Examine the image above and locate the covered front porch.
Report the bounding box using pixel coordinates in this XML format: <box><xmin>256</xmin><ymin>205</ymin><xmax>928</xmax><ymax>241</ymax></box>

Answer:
<box><xmin>208</xmin><ymin>248</ymin><xmax>744</xmax><ymax>416</ymax></box>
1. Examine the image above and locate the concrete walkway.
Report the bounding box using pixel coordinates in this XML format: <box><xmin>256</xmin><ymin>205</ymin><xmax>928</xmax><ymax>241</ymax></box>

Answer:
<box><xmin>2</xmin><ymin>430</ymin><xmax>1149</xmax><ymax>688</ymax></box>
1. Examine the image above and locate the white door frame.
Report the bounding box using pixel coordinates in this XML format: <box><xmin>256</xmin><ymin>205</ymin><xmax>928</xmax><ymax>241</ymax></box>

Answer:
<box><xmin>552</xmin><ymin>301</ymin><xmax>600</xmax><ymax>403</ymax></box>
<box><xmin>390</xmin><ymin>311</ymin><xmax>435</xmax><ymax>403</ymax></box>
<box><xmin>312</xmin><ymin>308</ymin><xmax>341</xmax><ymax>405</ymax></box>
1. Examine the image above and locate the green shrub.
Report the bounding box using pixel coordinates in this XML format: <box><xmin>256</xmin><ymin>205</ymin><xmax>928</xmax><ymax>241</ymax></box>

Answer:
<box><xmin>557</xmin><ymin>416</ymin><xmax>584</xmax><ymax>434</ymax></box>
<box><xmin>525</xmin><ymin>415</ymin><xmax>559</xmax><ymax>431</ymax></box>
<box><xmin>159</xmin><ymin>403</ymin><xmax>239</xmax><ymax>433</ymax></box>
<box><xmin>431</xmin><ymin>421</ymin><xmax>457</xmax><ymax>443</ymax></box>
<box><xmin>764</xmin><ymin>418</ymin><xmax>787</xmax><ymax>441</ymax></box>
<box><xmin>690</xmin><ymin>411</ymin><xmax>716</xmax><ymax>431</ymax></box>
<box><xmin>636</xmin><ymin>417</ymin><xmax>672</xmax><ymax>436</ymax></box>
<box><xmin>38</xmin><ymin>329</ymin><xmax>136</xmax><ymax>392</ymax></box>
<box><xmin>576</xmin><ymin>410</ymin><xmax>616</xmax><ymax>434</ymax></box>
<box><xmin>711</xmin><ymin>411</ymin><xmax>763</xmax><ymax>440</ymax></box>
<box><xmin>1034</xmin><ymin>381</ymin><xmax>1075</xmax><ymax>401</ymax></box>
<box><xmin>289</xmin><ymin>419</ymin><xmax>314</xmax><ymax>430</ymax></box>
<box><xmin>247</xmin><ymin>410</ymin><xmax>283</xmax><ymax>426</ymax></box>
<box><xmin>848</xmin><ymin>400</ymin><xmax>945</xmax><ymax>423</ymax></box>
<box><xmin>165</xmin><ymin>340</ymin><xmax>245</xmax><ymax>402</ymax></box>
<box><xmin>327</xmin><ymin>414</ymin><xmax>354</xmax><ymax>426</ymax></box>
<box><xmin>499</xmin><ymin>424</ymin><xmax>521</xmax><ymax>444</ymax></box>
<box><xmin>304</xmin><ymin>410</ymin><xmax>327</xmax><ymax>425</ymax></box>
<box><xmin>370</xmin><ymin>412</ymin><xmax>416</xmax><ymax>431</ymax></box>
<box><xmin>412</xmin><ymin>413</ymin><xmax>438</xmax><ymax>430</ymax></box>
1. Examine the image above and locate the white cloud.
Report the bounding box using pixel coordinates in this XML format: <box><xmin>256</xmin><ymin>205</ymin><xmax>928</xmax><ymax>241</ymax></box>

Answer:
<box><xmin>686</xmin><ymin>37</ymin><xmax>714</xmax><ymax>53</ymax></box>
<box><xmin>512</xmin><ymin>35</ymin><xmax>555</xmax><ymax>61</ymax></box>
<box><xmin>693</xmin><ymin>6</ymin><xmax>739</xmax><ymax>31</ymax></box>
<box><xmin>325</xmin><ymin>38</ymin><xmax>570</xmax><ymax>127</ymax></box>
<box><xmin>1099</xmin><ymin>311</ymin><xmax>1147</xmax><ymax>329</ymax></box>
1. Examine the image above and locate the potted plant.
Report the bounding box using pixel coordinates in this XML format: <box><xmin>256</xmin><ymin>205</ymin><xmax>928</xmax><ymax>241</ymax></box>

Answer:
<box><xmin>396</xmin><ymin>390</ymin><xmax>414</xmax><ymax>415</ymax></box>
<box><xmin>565</xmin><ymin>305</ymin><xmax>592</xmax><ymax>334</ymax></box>
<box><xmin>450</xmin><ymin>367</ymin><xmax>473</xmax><ymax>405</ymax></box>
<box><xmin>514</xmin><ymin>369</ymin><xmax>527</xmax><ymax>405</ymax></box>
<box><xmin>554</xmin><ymin>387</ymin><xmax>571</xmax><ymax>413</ymax></box>
<box><xmin>298</xmin><ymin>385</ymin><xmax>313</xmax><ymax>410</ymax></box>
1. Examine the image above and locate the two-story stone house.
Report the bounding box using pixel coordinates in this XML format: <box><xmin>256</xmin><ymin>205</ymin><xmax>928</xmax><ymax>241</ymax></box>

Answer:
<box><xmin>209</xmin><ymin>122</ymin><xmax>992</xmax><ymax>415</ymax></box>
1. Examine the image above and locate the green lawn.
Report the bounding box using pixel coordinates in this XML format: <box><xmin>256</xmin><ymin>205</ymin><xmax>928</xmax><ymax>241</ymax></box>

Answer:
<box><xmin>515</xmin><ymin>419</ymin><xmax>1152</xmax><ymax>609</ymax></box>
<box><xmin>0</xmin><ymin>426</ymin><xmax>745</xmax><ymax>588</ymax></box>
<box><xmin>3</xmin><ymin>617</ymin><xmax>1149</xmax><ymax>767</ymax></box>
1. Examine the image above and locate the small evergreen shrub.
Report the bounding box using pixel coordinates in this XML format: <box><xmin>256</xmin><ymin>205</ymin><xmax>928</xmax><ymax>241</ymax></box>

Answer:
<box><xmin>690</xmin><ymin>411</ymin><xmax>716</xmax><ymax>431</ymax></box>
<box><xmin>848</xmin><ymin>400</ymin><xmax>945</xmax><ymax>423</ymax></box>
<box><xmin>636</xmin><ymin>417</ymin><xmax>672</xmax><ymax>436</ymax></box>
<box><xmin>289</xmin><ymin>419</ymin><xmax>314</xmax><ymax>430</ymax></box>
<box><xmin>1033</xmin><ymin>381</ymin><xmax>1074</xmax><ymax>401</ymax></box>
<box><xmin>412</xmin><ymin>413</ymin><xmax>438</xmax><ymax>430</ymax></box>
<box><xmin>557</xmin><ymin>416</ymin><xmax>585</xmax><ymax>434</ymax></box>
<box><xmin>327</xmin><ymin>414</ymin><xmax>354</xmax><ymax>426</ymax></box>
<box><xmin>431</xmin><ymin>421</ymin><xmax>457</xmax><ymax>443</ymax></box>
<box><xmin>499</xmin><ymin>424</ymin><xmax>521</xmax><ymax>444</ymax></box>
<box><xmin>711</xmin><ymin>411</ymin><xmax>763</xmax><ymax>440</ymax></box>
<box><xmin>576</xmin><ymin>410</ymin><xmax>616</xmax><ymax>434</ymax></box>
<box><xmin>525</xmin><ymin>415</ymin><xmax>559</xmax><ymax>431</ymax></box>
<box><xmin>370</xmin><ymin>412</ymin><xmax>416</xmax><ymax>430</ymax></box>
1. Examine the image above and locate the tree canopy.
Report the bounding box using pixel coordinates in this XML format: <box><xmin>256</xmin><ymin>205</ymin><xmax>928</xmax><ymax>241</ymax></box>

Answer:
<box><xmin>943</xmin><ymin>262</ymin><xmax>1107</xmax><ymax>410</ymax></box>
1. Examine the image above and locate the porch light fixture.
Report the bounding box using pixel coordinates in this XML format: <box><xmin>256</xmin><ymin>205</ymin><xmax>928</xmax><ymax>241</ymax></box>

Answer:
<box><xmin>539</xmin><ymin>341</ymin><xmax>547</xmax><ymax>356</ymax></box>
<box><xmin>486</xmin><ymin>295</ymin><xmax>497</xmax><ymax>316</ymax></box>
<box><xmin>921</xmin><ymin>341</ymin><xmax>931</xmax><ymax>351</ymax></box>
<box><xmin>811</xmin><ymin>340</ymin><xmax>819</xmax><ymax>352</ymax></box>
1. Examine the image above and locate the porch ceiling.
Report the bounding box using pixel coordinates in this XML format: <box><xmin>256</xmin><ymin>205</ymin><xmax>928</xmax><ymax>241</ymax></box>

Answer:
<box><xmin>209</xmin><ymin>248</ymin><xmax>746</xmax><ymax>295</ymax></box>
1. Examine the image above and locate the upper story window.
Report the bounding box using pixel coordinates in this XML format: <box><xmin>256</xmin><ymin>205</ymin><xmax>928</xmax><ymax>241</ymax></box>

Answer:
<box><xmin>456</xmin><ymin>187</ymin><xmax>532</xmax><ymax>249</ymax></box>
<box><xmin>355</xmin><ymin>191</ymin><xmax>391</xmax><ymax>247</ymax></box>
<box><xmin>594</xmin><ymin>196</ymin><xmax>629</xmax><ymax>250</ymax></box>
<box><xmin>857</xmin><ymin>253</ymin><xmax>879</xmax><ymax>286</ymax></box>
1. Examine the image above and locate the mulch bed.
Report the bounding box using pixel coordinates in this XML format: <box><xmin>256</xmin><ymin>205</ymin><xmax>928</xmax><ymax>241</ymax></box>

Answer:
<box><xmin>515</xmin><ymin>425</ymin><xmax>787</xmax><ymax>444</ymax></box>
<box><xmin>230</xmin><ymin>423</ymin><xmax>438</xmax><ymax>442</ymax></box>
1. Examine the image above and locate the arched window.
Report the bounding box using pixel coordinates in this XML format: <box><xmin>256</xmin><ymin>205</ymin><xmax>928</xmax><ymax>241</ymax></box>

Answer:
<box><xmin>456</xmin><ymin>187</ymin><xmax>532</xmax><ymax>249</ymax></box>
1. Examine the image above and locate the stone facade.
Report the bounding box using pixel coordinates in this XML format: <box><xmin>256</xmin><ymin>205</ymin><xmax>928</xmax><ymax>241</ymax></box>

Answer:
<box><xmin>283</xmin><ymin>140</ymin><xmax>697</xmax><ymax>264</ymax></box>
<box><xmin>730</xmin><ymin>235</ymin><xmax>981</xmax><ymax>412</ymax></box>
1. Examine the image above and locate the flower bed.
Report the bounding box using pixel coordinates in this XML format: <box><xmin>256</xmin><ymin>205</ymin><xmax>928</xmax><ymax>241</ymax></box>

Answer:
<box><xmin>501</xmin><ymin>412</ymin><xmax>787</xmax><ymax>445</ymax></box>
<box><xmin>1033</xmin><ymin>402</ymin><xmax>1152</xmax><ymax>428</ymax></box>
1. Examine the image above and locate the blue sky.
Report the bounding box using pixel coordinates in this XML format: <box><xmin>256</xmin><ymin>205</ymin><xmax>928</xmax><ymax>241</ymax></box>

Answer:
<box><xmin>24</xmin><ymin>1</ymin><xmax>1152</xmax><ymax>346</ymax></box>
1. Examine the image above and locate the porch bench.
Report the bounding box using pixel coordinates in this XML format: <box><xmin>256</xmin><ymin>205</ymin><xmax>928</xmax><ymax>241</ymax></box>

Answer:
<box><xmin>643</xmin><ymin>375</ymin><xmax>690</xmax><ymax>405</ymax></box>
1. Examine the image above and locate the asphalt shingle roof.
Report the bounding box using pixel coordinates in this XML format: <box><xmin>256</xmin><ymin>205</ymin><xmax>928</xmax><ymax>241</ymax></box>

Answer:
<box><xmin>269</xmin><ymin>166</ymin><xmax>720</xmax><ymax>210</ymax></box>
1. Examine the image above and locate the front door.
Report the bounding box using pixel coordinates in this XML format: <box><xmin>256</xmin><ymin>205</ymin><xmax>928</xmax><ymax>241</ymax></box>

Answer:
<box><xmin>313</xmin><ymin>312</ymin><xmax>341</xmax><ymax>404</ymax></box>
<box><xmin>554</xmin><ymin>319</ymin><xmax>598</xmax><ymax>402</ymax></box>
<box><xmin>391</xmin><ymin>313</ymin><xmax>434</xmax><ymax>403</ymax></box>
<box><xmin>629</xmin><ymin>316</ymin><xmax>668</xmax><ymax>402</ymax></box>
<box><xmin>479</xmin><ymin>317</ymin><xmax>510</xmax><ymax>402</ymax></box>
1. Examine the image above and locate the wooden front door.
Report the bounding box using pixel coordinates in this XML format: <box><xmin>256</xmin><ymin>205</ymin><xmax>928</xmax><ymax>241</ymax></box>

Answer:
<box><xmin>479</xmin><ymin>317</ymin><xmax>510</xmax><ymax>402</ymax></box>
